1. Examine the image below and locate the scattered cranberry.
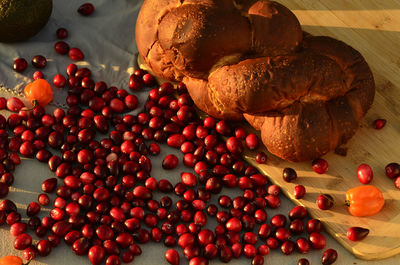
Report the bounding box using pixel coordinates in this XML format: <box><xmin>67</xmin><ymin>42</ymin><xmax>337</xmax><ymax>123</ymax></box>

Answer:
<box><xmin>53</xmin><ymin>74</ymin><xmax>67</xmax><ymax>88</ymax></box>
<box><xmin>162</xmin><ymin>154</ymin><xmax>178</xmax><ymax>170</ymax></box>
<box><xmin>7</xmin><ymin>97</ymin><xmax>25</xmax><ymax>112</ymax></box>
<box><xmin>312</xmin><ymin>158</ymin><xmax>328</xmax><ymax>174</ymax></box>
<box><xmin>280</xmin><ymin>240</ymin><xmax>295</xmax><ymax>255</ymax></box>
<box><xmin>386</xmin><ymin>162</ymin><xmax>400</xmax><ymax>179</ymax></box>
<box><xmin>283</xmin><ymin>168</ymin><xmax>297</xmax><ymax>182</ymax></box>
<box><xmin>69</xmin><ymin>48</ymin><xmax>85</xmax><ymax>61</ymax></box>
<box><xmin>54</xmin><ymin>41</ymin><xmax>70</xmax><ymax>54</ymax></box>
<box><xmin>32</xmin><ymin>55</ymin><xmax>47</xmax><ymax>69</ymax></box>
<box><xmin>373</xmin><ymin>118</ymin><xmax>386</xmax><ymax>129</ymax></box>
<box><xmin>293</xmin><ymin>185</ymin><xmax>306</xmax><ymax>199</ymax></box>
<box><xmin>13</xmin><ymin>58</ymin><xmax>28</xmax><ymax>72</ymax></box>
<box><xmin>298</xmin><ymin>258</ymin><xmax>310</xmax><ymax>265</ymax></box>
<box><xmin>316</xmin><ymin>194</ymin><xmax>334</xmax><ymax>210</ymax></box>
<box><xmin>357</xmin><ymin>163</ymin><xmax>373</xmax><ymax>184</ymax></box>
<box><xmin>322</xmin><ymin>248</ymin><xmax>338</xmax><ymax>265</ymax></box>
<box><xmin>78</xmin><ymin>3</ymin><xmax>95</xmax><ymax>16</ymax></box>
<box><xmin>33</xmin><ymin>71</ymin><xmax>44</xmax><ymax>80</ymax></box>
<box><xmin>309</xmin><ymin>232</ymin><xmax>326</xmax><ymax>249</ymax></box>
<box><xmin>56</xmin><ymin>28</ymin><xmax>68</xmax><ymax>39</ymax></box>
<box><xmin>165</xmin><ymin>249</ymin><xmax>179</xmax><ymax>265</ymax></box>
<box><xmin>255</xmin><ymin>152</ymin><xmax>267</xmax><ymax>164</ymax></box>
<box><xmin>347</xmin><ymin>226</ymin><xmax>369</xmax><ymax>241</ymax></box>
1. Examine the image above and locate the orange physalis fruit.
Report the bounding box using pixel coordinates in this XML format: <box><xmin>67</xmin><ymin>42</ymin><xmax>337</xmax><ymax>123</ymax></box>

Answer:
<box><xmin>24</xmin><ymin>79</ymin><xmax>53</xmax><ymax>107</ymax></box>
<box><xmin>0</xmin><ymin>255</ymin><xmax>23</xmax><ymax>265</ymax></box>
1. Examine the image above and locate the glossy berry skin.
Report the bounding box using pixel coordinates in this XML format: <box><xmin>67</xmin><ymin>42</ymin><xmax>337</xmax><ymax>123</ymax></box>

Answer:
<box><xmin>347</xmin><ymin>227</ymin><xmax>369</xmax><ymax>241</ymax></box>
<box><xmin>78</xmin><ymin>3</ymin><xmax>95</xmax><ymax>16</ymax></box>
<box><xmin>373</xmin><ymin>118</ymin><xmax>386</xmax><ymax>129</ymax></box>
<box><xmin>357</xmin><ymin>163</ymin><xmax>373</xmax><ymax>184</ymax></box>
<box><xmin>322</xmin><ymin>249</ymin><xmax>338</xmax><ymax>265</ymax></box>
<box><xmin>312</xmin><ymin>158</ymin><xmax>328</xmax><ymax>174</ymax></box>
<box><xmin>13</xmin><ymin>58</ymin><xmax>28</xmax><ymax>72</ymax></box>
<box><xmin>282</xmin><ymin>168</ymin><xmax>297</xmax><ymax>182</ymax></box>
<box><xmin>280</xmin><ymin>240</ymin><xmax>295</xmax><ymax>255</ymax></box>
<box><xmin>309</xmin><ymin>232</ymin><xmax>326</xmax><ymax>250</ymax></box>
<box><xmin>316</xmin><ymin>194</ymin><xmax>334</xmax><ymax>210</ymax></box>
<box><xmin>293</xmin><ymin>185</ymin><xmax>306</xmax><ymax>199</ymax></box>
<box><xmin>88</xmin><ymin>246</ymin><xmax>105</xmax><ymax>265</ymax></box>
<box><xmin>162</xmin><ymin>154</ymin><xmax>178</xmax><ymax>170</ymax></box>
<box><xmin>69</xmin><ymin>48</ymin><xmax>85</xmax><ymax>61</ymax></box>
<box><xmin>165</xmin><ymin>249</ymin><xmax>179</xmax><ymax>265</ymax></box>
<box><xmin>385</xmin><ymin>163</ymin><xmax>400</xmax><ymax>179</ymax></box>
<box><xmin>32</xmin><ymin>55</ymin><xmax>47</xmax><ymax>69</ymax></box>
<box><xmin>298</xmin><ymin>258</ymin><xmax>310</xmax><ymax>265</ymax></box>
<box><xmin>56</xmin><ymin>28</ymin><xmax>68</xmax><ymax>39</ymax></box>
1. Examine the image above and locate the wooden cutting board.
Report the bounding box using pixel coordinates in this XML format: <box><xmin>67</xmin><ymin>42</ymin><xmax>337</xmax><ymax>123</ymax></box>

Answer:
<box><xmin>138</xmin><ymin>0</ymin><xmax>400</xmax><ymax>260</ymax></box>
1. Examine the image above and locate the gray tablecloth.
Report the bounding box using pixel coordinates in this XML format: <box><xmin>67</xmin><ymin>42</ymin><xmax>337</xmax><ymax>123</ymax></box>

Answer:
<box><xmin>0</xmin><ymin>0</ymin><xmax>398</xmax><ymax>264</ymax></box>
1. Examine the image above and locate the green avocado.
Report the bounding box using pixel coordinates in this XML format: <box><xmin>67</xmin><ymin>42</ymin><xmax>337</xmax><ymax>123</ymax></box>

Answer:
<box><xmin>0</xmin><ymin>0</ymin><xmax>53</xmax><ymax>42</ymax></box>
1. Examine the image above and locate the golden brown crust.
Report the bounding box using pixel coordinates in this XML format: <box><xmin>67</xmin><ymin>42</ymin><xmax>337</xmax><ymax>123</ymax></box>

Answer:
<box><xmin>136</xmin><ymin>0</ymin><xmax>375</xmax><ymax>162</ymax></box>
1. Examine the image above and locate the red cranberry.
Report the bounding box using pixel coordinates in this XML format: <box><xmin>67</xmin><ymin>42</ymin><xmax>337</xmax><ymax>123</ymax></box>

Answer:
<box><xmin>37</xmin><ymin>240</ymin><xmax>52</xmax><ymax>256</ymax></box>
<box><xmin>69</xmin><ymin>48</ymin><xmax>85</xmax><ymax>61</ymax></box>
<box><xmin>243</xmin><ymin>244</ymin><xmax>257</xmax><ymax>259</ymax></box>
<box><xmin>283</xmin><ymin>167</ymin><xmax>297</xmax><ymax>182</ymax></box>
<box><xmin>7</xmin><ymin>97</ymin><xmax>25</xmax><ymax>112</ymax></box>
<box><xmin>312</xmin><ymin>158</ymin><xmax>329</xmax><ymax>174</ymax></box>
<box><xmin>316</xmin><ymin>194</ymin><xmax>334</xmax><ymax>210</ymax></box>
<box><xmin>78</xmin><ymin>3</ymin><xmax>95</xmax><ymax>16</ymax></box>
<box><xmin>385</xmin><ymin>163</ymin><xmax>400</xmax><ymax>179</ymax></box>
<box><xmin>88</xmin><ymin>246</ymin><xmax>105</xmax><ymax>265</ymax></box>
<box><xmin>322</xmin><ymin>248</ymin><xmax>338</xmax><ymax>265</ymax></box>
<box><xmin>307</xmin><ymin>219</ymin><xmax>322</xmax><ymax>233</ymax></box>
<box><xmin>32</xmin><ymin>55</ymin><xmax>47</xmax><ymax>68</ymax></box>
<box><xmin>357</xmin><ymin>163</ymin><xmax>373</xmax><ymax>184</ymax></box>
<box><xmin>298</xmin><ymin>258</ymin><xmax>310</xmax><ymax>265</ymax></box>
<box><xmin>27</xmin><ymin>202</ymin><xmax>41</xmax><ymax>216</ymax></box>
<box><xmin>14</xmin><ymin>233</ymin><xmax>32</xmax><ymax>250</ymax></box>
<box><xmin>257</xmin><ymin>244</ymin><xmax>269</xmax><ymax>256</ymax></box>
<box><xmin>296</xmin><ymin>237</ymin><xmax>310</xmax><ymax>254</ymax></box>
<box><xmin>163</xmin><ymin>154</ymin><xmax>178</xmax><ymax>169</ymax></box>
<box><xmin>53</xmin><ymin>74</ymin><xmax>66</xmax><ymax>88</ymax></box>
<box><xmin>309</xmin><ymin>232</ymin><xmax>326</xmax><ymax>249</ymax></box>
<box><xmin>270</xmin><ymin>214</ymin><xmax>286</xmax><ymax>227</ymax></box>
<box><xmin>294</xmin><ymin>185</ymin><xmax>306</xmax><ymax>199</ymax></box>
<box><xmin>255</xmin><ymin>152</ymin><xmax>267</xmax><ymax>164</ymax></box>
<box><xmin>219</xmin><ymin>245</ymin><xmax>233</xmax><ymax>262</ymax></box>
<box><xmin>13</xmin><ymin>58</ymin><xmax>28</xmax><ymax>72</ymax></box>
<box><xmin>373</xmin><ymin>118</ymin><xmax>386</xmax><ymax>129</ymax></box>
<box><xmin>226</xmin><ymin>137</ymin><xmax>243</xmax><ymax>154</ymax></box>
<box><xmin>347</xmin><ymin>226</ymin><xmax>369</xmax><ymax>241</ymax></box>
<box><xmin>281</xmin><ymin>240</ymin><xmax>295</xmax><ymax>255</ymax></box>
<box><xmin>54</xmin><ymin>41</ymin><xmax>70</xmax><ymax>54</ymax></box>
<box><xmin>252</xmin><ymin>255</ymin><xmax>264</xmax><ymax>265</ymax></box>
<box><xmin>181</xmin><ymin>172</ymin><xmax>197</xmax><ymax>187</ymax></box>
<box><xmin>275</xmin><ymin>227</ymin><xmax>291</xmax><ymax>242</ymax></box>
<box><xmin>289</xmin><ymin>219</ymin><xmax>304</xmax><ymax>234</ymax></box>
<box><xmin>56</xmin><ymin>27</ymin><xmax>68</xmax><ymax>39</ymax></box>
<box><xmin>165</xmin><ymin>249</ymin><xmax>180</xmax><ymax>265</ymax></box>
<box><xmin>265</xmin><ymin>195</ymin><xmax>280</xmax><ymax>209</ymax></box>
<box><xmin>289</xmin><ymin>206</ymin><xmax>307</xmax><ymax>220</ymax></box>
<box><xmin>189</xmin><ymin>257</ymin><xmax>208</xmax><ymax>265</ymax></box>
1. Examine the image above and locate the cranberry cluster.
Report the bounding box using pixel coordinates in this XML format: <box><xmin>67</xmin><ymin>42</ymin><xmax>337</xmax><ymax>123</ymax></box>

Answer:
<box><xmin>0</xmin><ymin>62</ymin><xmax>340</xmax><ymax>265</ymax></box>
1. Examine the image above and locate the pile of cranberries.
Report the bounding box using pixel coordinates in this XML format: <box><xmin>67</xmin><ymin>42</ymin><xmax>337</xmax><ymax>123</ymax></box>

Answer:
<box><xmin>0</xmin><ymin>60</ymin><xmax>341</xmax><ymax>265</ymax></box>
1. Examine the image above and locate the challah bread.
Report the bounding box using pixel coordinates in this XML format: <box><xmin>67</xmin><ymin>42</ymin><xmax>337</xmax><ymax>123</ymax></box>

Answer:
<box><xmin>135</xmin><ymin>0</ymin><xmax>375</xmax><ymax>162</ymax></box>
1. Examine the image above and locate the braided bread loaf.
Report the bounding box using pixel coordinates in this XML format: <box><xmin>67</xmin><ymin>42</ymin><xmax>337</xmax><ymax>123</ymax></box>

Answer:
<box><xmin>136</xmin><ymin>0</ymin><xmax>375</xmax><ymax>162</ymax></box>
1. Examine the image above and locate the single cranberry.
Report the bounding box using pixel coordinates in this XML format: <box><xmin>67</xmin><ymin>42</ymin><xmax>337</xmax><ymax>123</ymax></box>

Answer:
<box><xmin>357</xmin><ymin>163</ymin><xmax>373</xmax><ymax>184</ymax></box>
<box><xmin>265</xmin><ymin>195</ymin><xmax>280</xmax><ymax>209</ymax></box>
<box><xmin>162</xmin><ymin>154</ymin><xmax>178</xmax><ymax>169</ymax></box>
<box><xmin>281</xmin><ymin>240</ymin><xmax>295</xmax><ymax>255</ymax></box>
<box><xmin>165</xmin><ymin>249</ymin><xmax>179</xmax><ymax>265</ymax></box>
<box><xmin>312</xmin><ymin>158</ymin><xmax>329</xmax><ymax>174</ymax></box>
<box><xmin>7</xmin><ymin>97</ymin><xmax>25</xmax><ymax>112</ymax></box>
<box><xmin>56</xmin><ymin>27</ymin><xmax>68</xmax><ymax>39</ymax></box>
<box><xmin>54</xmin><ymin>41</ymin><xmax>70</xmax><ymax>54</ymax></box>
<box><xmin>69</xmin><ymin>48</ymin><xmax>85</xmax><ymax>61</ymax></box>
<box><xmin>88</xmin><ymin>246</ymin><xmax>105</xmax><ymax>265</ymax></box>
<box><xmin>255</xmin><ymin>152</ymin><xmax>267</xmax><ymax>164</ymax></box>
<box><xmin>189</xmin><ymin>257</ymin><xmax>208</xmax><ymax>265</ymax></box>
<box><xmin>294</xmin><ymin>185</ymin><xmax>306</xmax><ymax>199</ymax></box>
<box><xmin>307</xmin><ymin>219</ymin><xmax>322</xmax><ymax>234</ymax></box>
<box><xmin>252</xmin><ymin>255</ymin><xmax>264</xmax><ymax>265</ymax></box>
<box><xmin>32</xmin><ymin>55</ymin><xmax>47</xmax><ymax>68</ymax></box>
<box><xmin>27</xmin><ymin>202</ymin><xmax>41</xmax><ymax>216</ymax></box>
<box><xmin>289</xmin><ymin>206</ymin><xmax>307</xmax><ymax>220</ymax></box>
<box><xmin>37</xmin><ymin>240</ymin><xmax>52</xmax><ymax>256</ymax></box>
<box><xmin>143</xmin><ymin>73</ymin><xmax>155</xmax><ymax>86</ymax></box>
<box><xmin>316</xmin><ymin>194</ymin><xmax>334</xmax><ymax>210</ymax></box>
<box><xmin>322</xmin><ymin>248</ymin><xmax>338</xmax><ymax>265</ymax></box>
<box><xmin>78</xmin><ymin>3</ymin><xmax>95</xmax><ymax>16</ymax></box>
<box><xmin>270</xmin><ymin>214</ymin><xmax>286</xmax><ymax>228</ymax></box>
<box><xmin>298</xmin><ymin>258</ymin><xmax>310</xmax><ymax>265</ymax></box>
<box><xmin>226</xmin><ymin>137</ymin><xmax>243</xmax><ymax>154</ymax></box>
<box><xmin>243</xmin><ymin>244</ymin><xmax>257</xmax><ymax>259</ymax></box>
<box><xmin>385</xmin><ymin>163</ymin><xmax>400</xmax><ymax>179</ymax></box>
<box><xmin>13</xmin><ymin>58</ymin><xmax>28</xmax><ymax>72</ymax></box>
<box><xmin>296</xmin><ymin>237</ymin><xmax>310</xmax><ymax>254</ymax></box>
<box><xmin>53</xmin><ymin>74</ymin><xmax>66</xmax><ymax>88</ymax></box>
<box><xmin>289</xmin><ymin>219</ymin><xmax>304</xmax><ymax>234</ymax></box>
<box><xmin>14</xmin><ymin>233</ymin><xmax>32</xmax><ymax>250</ymax></box>
<box><xmin>347</xmin><ymin>226</ymin><xmax>369</xmax><ymax>241</ymax></box>
<box><xmin>219</xmin><ymin>245</ymin><xmax>233</xmax><ymax>262</ymax></box>
<box><xmin>373</xmin><ymin>118</ymin><xmax>386</xmax><ymax>129</ymax></box>
<box><xmin>309</xmin><ymin>232</ymin><xmax>326</xmax><ymax>249</ymax></box>
<box><xmin>283</xmin><ymin>167</ymin><xmax>297</xmax><ymax>182</ymax></box>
